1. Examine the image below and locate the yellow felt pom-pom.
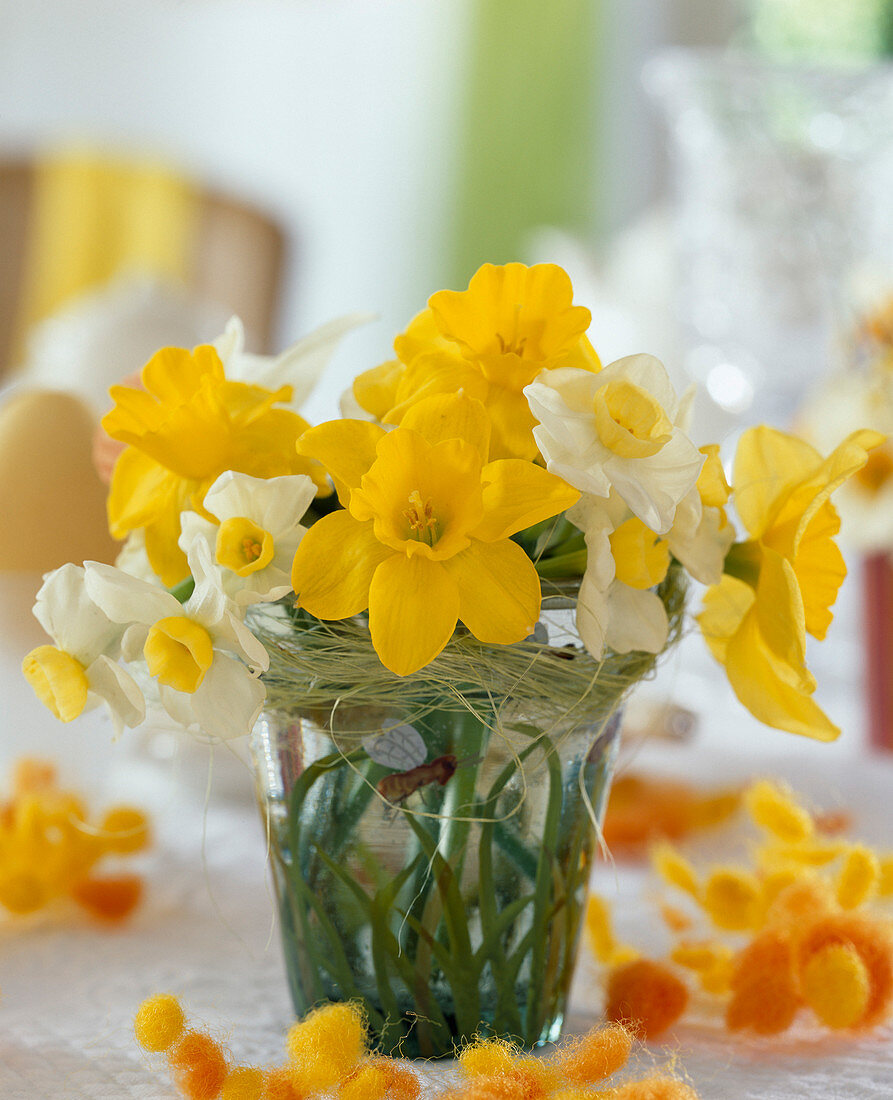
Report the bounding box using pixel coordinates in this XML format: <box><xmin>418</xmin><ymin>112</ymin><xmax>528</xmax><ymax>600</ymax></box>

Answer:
<box><xmin>168</xmin><ymin>1030</ymin><xmax>229</xmax><ymax>1100</ymax></box>
<box><xmin>878</xmin><ymin>854</ymin><xmax>893</xmax><ymax>897</ymax></box>
<box><xmin>222</xmin><ymin>1066</ymin><xmax>266</xmax><ymax>1100</ymax></box>
<box><xmin>585</xmin><ymin>894</ymin><xmax>638</xmax><ymax>966</ymax></box>
<box><xmin>133</xmin><ymin>993</ymin><xmax>186</xmax><ymax>1053</ymax></box>
<box><xmin>100</xmin><ymin>806</ymin><xmax>151</xmax><ymax>854</ymax></box>
<box><xmin>339</xmin><ymin>1061</ymin><xmax>391</xmax><ymax>1100</ymax></box>
<box><xmin>286</xmin><ymin>1002</ymin><xmax>367</xmax><ymax>1092</ymax></box>
<box><xmin>0</xmin><ymin>871</ymin><xmax>47</xmax><ymax>915</ymax></box>
<box><xmin>459</xmin><ymin>1038</ymin><xmax>517</xmax><ymax>1078</ymax></box>
<box><xmin>801</xmin><ymin>942</ymin><xmax>871</xmax><ymax>1029</ymax></box>
<box><xmin>652</xmin><ymin>844</ymin><xmax>699</xmax><ymax>898</ymax></box>
<box><xmin>550</xmin><ymin>1022</ymin><xmax>632</xmax><ymax>1085</ymax></box>
<box><xmin>836</xmin><ymin>846</ymin><xmax>880</xmax><ymax>910</ymax></box>
<box><xmin>745</xmin><ymin>780</ymin><xmax>813</xmax><ymax>843</ymax></box>
<box><xmin>703</xmin><ymin>869</ymin><xmax>762</xmax><ymax>931</ymax></box>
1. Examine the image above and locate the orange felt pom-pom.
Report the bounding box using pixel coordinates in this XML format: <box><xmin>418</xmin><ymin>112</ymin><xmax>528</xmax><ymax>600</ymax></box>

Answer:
<box><xmin>726</xmin><ymin>930</ymin><xmax>800</xmax><ymax>1035</ymax></box>
<box><xmin>168</xmin><ymin>1031</ymin><xmax>229</xmax><ymax>1100</ymax></box>
<box><xmin>435</xmin><ymin>1071</ymin><xmax>545</xmax><ymax>1100</ymax></box>
<box><xmin>380</xmin><ymin>1060</ymin><xmax>420</xmax><ymax>1100</ymax></box>
<box><xmin>611</xmin><ymin>1075</ymin><xmax>699</xmax><ymax>1099</ymax></box>
<box><xmin>222</xmin><ymin>1067</ymin><xmax>266</xmax><ymax>1100</ymax></box>
<box><xmin>339</xmin><ymin>1061</ymin><xmax>391</xmax><ymax>1100</ymax></box>
<box><xmin>261</xmin><ymin>1067</ymin><xmax>303</xmax><ymax>1100</ymax></box>
<box><xmin>605</xmin><ymin>959</ymin><xmax>688</xmax><ymax>1039</ymax></box>
<box><xmin>796</xmin><ymin>912</ymin><xmax>893</xmax><ymax>1029</ymax></box>
<box><xmin>70</xmin><ymin>873</ymin><xmax>143</xmax><ymax>922</ymax></box>
<box><xmin>550</xmin><ymin>1022</ymin><xmax>632</xmax><ymax>1085</ymax></box>
<box><xmin>134</xmin><ymin>994</ymin><xmax>186</xmax><ymax>1053</ymax></box>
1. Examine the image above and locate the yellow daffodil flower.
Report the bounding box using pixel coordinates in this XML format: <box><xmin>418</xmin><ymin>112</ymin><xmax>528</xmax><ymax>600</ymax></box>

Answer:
<box><xmin>351</xmin><ymin>263</ymin><xmax>601</xmax><ymax>461</ymax></box>
<box><xmin>291</xmin><ymin>393</ymin><xmax>579</xmax><ymax>675</ymax></box>
<box><xmin>102</xmin><ymin>344</ymin><xmax>329</xmax><ymax>586</ymax></box>
<box><xmin>698</xmin><ymin>427</ymin><xmax>885</xmax><ymax>740</ymax></box>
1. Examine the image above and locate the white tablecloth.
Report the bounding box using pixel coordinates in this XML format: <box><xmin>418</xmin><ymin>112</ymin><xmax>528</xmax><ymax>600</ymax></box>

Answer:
<box><xmin>0</xmin><ymin>742</ymin><xmax>890</xmax><ymax>1100</ymax></box>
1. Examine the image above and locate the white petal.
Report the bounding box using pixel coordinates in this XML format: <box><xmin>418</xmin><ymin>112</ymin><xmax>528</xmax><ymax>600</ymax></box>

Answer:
<box><xmin>179</xmin><ymin>511</ymin><xmax>218</xmax><ymax>557</ymax></box>
<box><xmin>606</xmin><ymin>430</ymin><xmax>703</xmax><ymax>534</ymax></box>
<box><xmin>213</xmin><ymin>611</ymin><xmax>270</xmax><ymax>673</ymax></box>
<box><xmin>183</xmin><ymin>539</ymin><xmax>230</xmax><ymax>626</ymax></box>
<box><xmin>190</xmin><ymin>656</ymin><xmax>267</xmax><ymax>739</ymax></box>
<box><xmin>121</xmin><ymin>623</ymin><xmax>150</xmax><ymax>662</ymax></box>
<box><xmin>669</xmin><ymin>507</ymin><xmax>734</xmax><ymax>585</ymax></box>
<box><xmin>212</xmin><ymin>315</ymin><xmax>245</xmax><ymax>365</ymax></box>
<box><xmin>604</xmin><ymin>584</ymin><xmax>669</xmax><ymax>654</ymax></box>
<box><xmin>85</xmin><ymin>655</ymin><xmax>146</xmax><ymax>735</ymax></box>
<box><xmin>202</xmin><ymin>470</ymin><xmax>316</xmax><ymax>534</ymax></box>
<box><xmin>34</xmin><ymin>563</ymin><xmax>122</xmax><ymax>663</ymax></box>
<box><xmin>84</xmin><ymin>562</ymin><xmax>178</xmax><ymax>628</ymax></box>
<box><xmin>575</xmin><ymin>569</ymin><xmax>610</xmax><ymax>660</ymax></box>
<box><xmin>227</xmin><ymin>312</ymin><xmax>374</xmax><ymax>409</ymax></box>
<box><xmin>599</xmin><ymin>353</ymin><xmax>678</xmax><ymax>415</ymax></box>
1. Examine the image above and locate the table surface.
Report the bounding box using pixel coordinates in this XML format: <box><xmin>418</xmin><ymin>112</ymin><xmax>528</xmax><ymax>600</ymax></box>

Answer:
<box><xmin>0</xmin><ymin>740</ymin><xmax>890</xmax><ymax>1100</ymax></box>
<box><xmin>0</xmin><ymin>572</ymin><xmax>890</xmax><ymax>1099</ymax></box>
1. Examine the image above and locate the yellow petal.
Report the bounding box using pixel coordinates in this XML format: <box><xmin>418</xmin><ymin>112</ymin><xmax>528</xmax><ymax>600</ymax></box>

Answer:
<box><xmin>297</xmin><ymin>419</ymin><xmax>386</xmax><ymax>506</ymax></box>
<box><xmin>385</xmin><ymin>350</ymin><xmax>487</xmax><ymax>425</ymax></box>
<box><xmin>697</xmin><ymin>443</ymin><xmax>731</xmax><ymax>507</ymax></box>
<box><xmin>368</xmin><ymin>554</ymin><xmax>459</xmax><ymax>675</ymax></box>
<box><xmin>428</xmin><ymin>262</ymin><xmax>591</xmax><ymax>362</ymax></box>
<box><xmin>400</xmin><ymin>391</ymin><xmax>492</xmax><ymax>460</ymax></box>
<box><xmin>22</xmin><ymin>645</ymin><xmax>89</xmax><ymax>722</ymax></box>
<box><xmin>292</xmin><ymin>511</ymin><xmax>391</xmax><ymax>619</ymax></box>
<box><xmin>697</xmin><ymin>573</ymin><xmax>755</xmax><ymax>665</ymax></box>
<box><xmin>107</xmin><ymin>447</ymin><xmax>181</xmax><ymax>537</ymax></box>
<box><xmin>733</xmin><ymin>427</ymin><xmax>820</xmax><ymax>538</ymax></box>
<box><xmin>724</xmin><ymin>607</ymin><xmax>839</xmax><ymax>740</ymax></box>
<box><xmin>480</xmin><ymin>381</ymin><xmax>541</xmax><ymax>461</ymax></box>
<box><xmin>788</xmin><ymin>429</ymin><xmax>887</xmax><ymax>554</ymax></box>
<box><xmin>444</xmin><ymin>539</ymin><xmax>541</xmax><ymax>644</ymax></box>
<box><xmin>392</xmin><ymin>306</ymin><xmax>451</xmax><ymax>364</ymax></box>
<box><xmin>472</xmin><ymin>459</ymin><xmax>579</xmax><ymax>542</ymax></box>
<box><xmin>144</xmin><ymin>616</ymin><xmax>214</xmax><ymax>693</ymax></box>
<box><xmin>141</xmin><ymin>343</ymin><xmax>224</xmax><ymax>402</ymax></box>
<box><xmin>352</xmin><ymin>359</ymin><xmax>405</xmax><ymax>420</ymax></box>
<box><xmin>791</xmin><ymin>501</ymin><xmax>846</xmax><ymax>640</ymax></box>
<box><xmin>609</xmin><ymin>518</ymin><xmax>670</xmax><ymax>589</ymax></box>
<box><xmin>752</xmin><ymin>548</ymin><xmax>811</xmax><ymax>691</ymax></box>
<box><xmin>350</xmin><ymin>429</ymin><xmax>484</xmax><ymax>559</ymax></box>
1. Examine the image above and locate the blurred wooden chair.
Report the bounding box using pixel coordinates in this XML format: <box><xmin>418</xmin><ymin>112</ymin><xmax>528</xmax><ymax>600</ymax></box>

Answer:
<box><xmin>0</xmin><ymin>152</ymin><xmax>286</xmax><ymax>380</ymax></box>
<box><xmin>0</xmin><ymin>150</ymin><xmax>287</xmax><ymax>571</ymax></box>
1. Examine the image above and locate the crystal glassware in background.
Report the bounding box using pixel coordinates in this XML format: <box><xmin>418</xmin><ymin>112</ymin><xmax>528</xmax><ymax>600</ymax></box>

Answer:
<box><xmin>645</xmin><ymin>50</ymin><xmax>893</xmax><ymax>427</ymax></box>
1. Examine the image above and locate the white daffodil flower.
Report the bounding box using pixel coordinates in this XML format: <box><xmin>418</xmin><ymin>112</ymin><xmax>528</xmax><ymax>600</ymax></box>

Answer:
<box><xmin>84</xmin><ymin>541</ymin><xmax>269</xmax><ymax>740</ymax></box>
<box><xmin>215</xmin><ymin>313</ymin><xmax>373</xmax><ymax>414</ymax></box>
<box><xmin>525</xmin><ymin>354</ymin><xmax>703</xmax><ymax>535</ymax></box>
<box><xmin>22</xmin><ymin>563</ymin><xmax>145</xmax><ymax>735</ymax></box>
<box><xmin>179</xmin><ymin>470</ymin><xmax>316</xmax><ymax>607</ymax></box>
<box><xmin>568</xmin><ymin>493</ymin><xmax>670</xmax><ymax>659</ymax></box>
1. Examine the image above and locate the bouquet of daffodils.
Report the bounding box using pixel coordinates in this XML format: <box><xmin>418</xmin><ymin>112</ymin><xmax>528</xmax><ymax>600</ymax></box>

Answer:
<box><xmin>23</xmin><ymin>263</ymin><xmax>882</xmax><ymax>743</ymax></box>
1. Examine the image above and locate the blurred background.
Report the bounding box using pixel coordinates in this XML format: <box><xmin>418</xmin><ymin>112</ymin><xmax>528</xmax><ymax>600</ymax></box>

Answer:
<box><xmin>3</xmin><ymin>0</ymin><xmax>893</xmax><ymax>780</ymax></box>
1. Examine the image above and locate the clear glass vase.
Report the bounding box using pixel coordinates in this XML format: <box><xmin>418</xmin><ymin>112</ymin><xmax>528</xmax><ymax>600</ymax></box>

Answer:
<box><xmin>250</xmin><ymin>695</ymin><xmax>622</xmax><ymax>1058</ymax></box>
